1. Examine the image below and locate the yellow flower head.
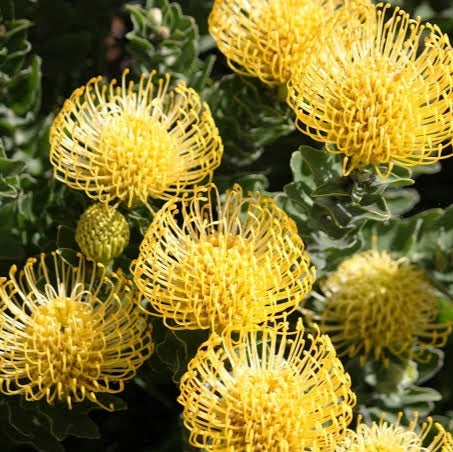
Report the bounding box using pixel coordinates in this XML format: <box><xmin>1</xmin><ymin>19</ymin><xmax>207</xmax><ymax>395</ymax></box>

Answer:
<box><xmin>50</xmin><ymin>69</ymin><xmax>223</xmax><ymax>207</ymax></box>
<box><xmin>0</xmin><ymin>253</ymin><xmax>154</xmax><ymax>410</ymax></box>
<box><xmin>438</xmin><ymin>424</ymin><xmax>453</xmax><ymax>452</ymax></box>
<box><xmin>287</xmin><ymin>3</ymin><xmax>453</xmax><ymax>177</ymax></box>
<box><xmin>75</xmin><ymin>203</ymin><xmax>130</xmax><ymax>265</ymax></box>
<box><xmin>335</xmin><ymin>413</ymin><xmax>452</xmax><ymax>452</ymax></box>
<box><xmin>178</xmin><ymin>320</ymin><xmax>356</xmax><ymax>451</ymax></box>
<box><xmin>209</xmin><ymin>0</ymin><xmax>364</xmax><ymax>85</ymax></box>
<box><xmin>320</xmin><ymin>250</ymin><xmax>452</xmax><ymax>366</ymax></box>
<box><xmin>133</xmin><ymin>184</ymin><xmax>315</xmax><ymax>331</ymax></box>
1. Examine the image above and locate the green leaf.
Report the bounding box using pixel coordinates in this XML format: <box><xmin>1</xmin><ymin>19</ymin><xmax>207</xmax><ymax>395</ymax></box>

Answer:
<box><xmin>0</xmin><ymin>229</ymin><xmax>24</xmax><ymax>261</ymax></box>
<box><xmin>144</xmin><ymin>316</ymin><xmax>209</xmax><ymax>383</ymax></box>
<box><xmin>8</xmin><ymin>55</ymin><xmax>41</xmax><ymax>116</ymax></box>
<box><xmin>56</xmin><ymin>225</ymin><xmax>78</xmax><ymax>250</ymax></box>
<box><xmin>25</xmin><ymin>400</ymin><xmax>100</xmax><ymax>442</ymax></box>
<box><xmin>297</xmin><ymin>145</ymin><xmax>343</xmax><ymax>185</ymax></box>
<box><xmin>283</xmin><ymin>148</ymin><xmax>415</xmax><ymax>248</ymax></box>
<box><xmin>126</xmin><ymin>0</ymin><xmax>199</xmax><ymax>78</ymax></box>
<box><xmin>206</xmin><ymin>74</ymin><xmax>294</xmax><ymax>168</ymax></box>
<box><xmin>438</xmin><ymin>297</ymin><xmax>453</xmax><ymax>323</ymax></box>
<box><xmin>384</xmin><ymin>188</ymin><xmax>420</xmax><ymax>215</ymax></box>
<box><xmin>0</xmin><ymin>176</ymin><xmax>19</xmax><ymax>198</ymax></box>
<box><xmin>4</xmin><ymin>398</ymin><xmax>65</xmax><ymax>452</ymax></box>
<box><xmin>415</xmin><ymin>348</ymin><xmax>445</xmax><ymax>384</ymax></box>
<box><xmin>0</xmin><ymin>157</ymin><xmax>26</xmax><ymax>177</ymax></box>
<box><xmin>395</xmin><ymin>385</ymin><xmax>442</xmax><ymax>407</ymax></box>
<box><xmin>214</xmin><ymin>172</ymin><xmax>269</xmax><ymax>194</ymax></box>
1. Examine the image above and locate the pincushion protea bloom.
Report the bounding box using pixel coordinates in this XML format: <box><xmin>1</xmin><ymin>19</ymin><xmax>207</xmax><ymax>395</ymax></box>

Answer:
<box><xmin>50</xmin><ymin>69</ymin><xmax>223</xmax><ymax>208</ymax></box>
<box><xmin>178</xmin><ymin>320</ymin><xmax>356</xmax><ymax>451</ymax></box>
<box><xmin>335</xmin><ymin>413</ymin><xmax>452</xmax><ymax>452</ymax></box>
<box><xmin>320</xmin><ymin>250</ymin><xmax>452</xmax><ymax>366</ymax></box>
<box><xmin>208</xmin><ymin>0</ymin><xmax>365</xmax><ymax>85</ymax></box>
<box><xmin>440</xmin><ymin>424</ymin><xmax>453</xmax><ymax>452</ymax></box>
<box><xmin>133</xmin><ymin>184</ymin><xmax>315</xmax><ymax>331</ymax></box>
<box><xmin>0</xmin><ymin>253</ymin><xmax>153</xmax><ymax>410</ymax></box>
<box><xmin>76</xmin><ymin>203</ymin><xmax>130</xmax><ymax>265</ymax></box>
<box><xmin>287</xmin><ymin>3</ymin><xmax>453</xmax><ymax>177</ymax></box>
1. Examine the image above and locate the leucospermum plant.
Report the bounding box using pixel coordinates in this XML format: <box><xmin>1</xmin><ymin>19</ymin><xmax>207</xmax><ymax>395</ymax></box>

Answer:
<box><xmin>133</xmin><ymin>183</ymin><xmax>315</xmax><ymax>331</ymax></box>
<box><xmin>316</xmin><ymin>250</ymin><xmax>452</xmax><ymax>366</ymax></box>
<box><xmin>287</xmin><ymin>2</ymin><xmax>453</xmax><ymax>177</ymax></box>
<box><xmin>334</xmin><ymin>413</ymin><xmax>453</xmax><ymax>452</ymax></box>
<box><xmin>208</xmin><ymin>0</ymin><xmax>369</xmax><ymax>86</ymax></box>
<box><xmin>0</xmin><ymin>253</ymin><xmax>154</xmax><ymax>410</ymax></box>
<box><xmin>178</xmin><ymin>320</ymin><xmax>356</xmax><ymax>451</ymax></box>
<box><xmin>2</xmin><ymin>0</ymin><xmax>453</xmax><ymax>449</ymax></box>
<box><xmin>49</xmin><ymin>69</ymin><xmax>223</xmax><ymax>208</ymax></box>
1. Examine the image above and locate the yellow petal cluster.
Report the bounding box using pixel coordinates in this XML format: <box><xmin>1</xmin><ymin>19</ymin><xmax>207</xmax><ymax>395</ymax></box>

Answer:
<box><xmin>0</xmin><ymin>253</ymin><xmax>153</xmax><ymax>410</ymax></box>
<box><xmin>133</xmin><ymin>184</ymin><xmax>315</xmax><ymax>331</ymax></box>
<box><xmin>50</xmin><ymin>69</ymin><xmax>223</xmax><ymax>207</ymax></box>
<box><xmin>75</xmin><ymin>203</ymin><xmax>130</xmax><ymax>265</ymax></box>
<box><xmin>178</xmin><ymin>320</ymin><xmax>356</xmax><ymax>451</ymax></box>
<box><xmin>440</xmin><ymin>424</ymin><xmax>453</xmax><ymax>452</ymax></box>
<box><xmin>287</xmin><ymin>2</ymin><xmax>453</xmax><ymax>177</ymax></box>
<box><xmin>320</xmin><ymin>250</ymin><xmax>452</xmax><ymax>366</ymax></box>
<box><xmin>335</xmin><ymin>413</ymin><xmax>452</xmax><ymax>452</ymax></box>
<box><xmin>209</xmin><ymin>0</ymin><xmax>364</xmax><ymax>85</ymax></box>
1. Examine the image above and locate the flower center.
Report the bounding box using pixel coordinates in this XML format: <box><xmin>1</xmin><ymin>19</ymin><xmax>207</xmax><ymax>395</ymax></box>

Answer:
<box><xmin>24</xmin><ymin>297</ymin><xmax>104</xmax><ymax>400</ymax></box>
<box><xmin>322</xmin><ymin>251</ymin><xmax>442</xmax><ymax>362</ymax></box>
<box><xmin>98</xmin><ymin>107</ymin><xmax>182</xmax><ymax>203</ymax></box>
<box><xmin>330</xmin><ymin>55</ymin><xmax>422</xmax><ymax>166</ymax></box>
<box><xmin>176</xmin><ymin>233</ymin><xmax>273</xmax><ymax>329</ymax></box>
<box><xmin>355</xmin><ymin>426</ymin><xmax>423</xmax><ymax>452</ymax></box>
<box><xmin>225</xmin><ymin>367</ymin><xmax>304</xmax><ymax>451</ymax></box>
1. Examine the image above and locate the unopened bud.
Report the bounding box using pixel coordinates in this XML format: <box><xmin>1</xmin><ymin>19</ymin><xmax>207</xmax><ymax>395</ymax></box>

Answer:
<box><xmin>156</xmin><ymin>26</ymin><xmax>170</xmax><ymax>40</ymax></box>
<box><xmin>75</xmin><ymin>203</ymin><xmax>130</xmax><ymax>265</ymax></box>
<box><xmin>149</xmin><ymin>8</ymin><xmax>163</xmax><ymax>28</ymax></box>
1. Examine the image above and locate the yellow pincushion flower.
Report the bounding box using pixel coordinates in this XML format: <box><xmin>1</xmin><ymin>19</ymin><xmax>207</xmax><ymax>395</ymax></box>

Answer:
<box><xmin>178</xmin><ymin>320</ymin><xmax>356</xmax><ymax>451</ymax></box>
<box><xmin>133</xmin><ymin>184</ymin><xmax>315</xmax><ymax>331</ymax></box>
<box><xmin>50</xmin><ymin>69</ymin><xmax>223</xmax><ymax>208</ymax></box>
<box><xmin>320</xmin><ymin>250</ymin><xmax>452</xmax><ymax>366</ymax></box>
<box><xmin>75</xmin><ymin>203</ymin><xmax>130</xmax><ymax>265</ymax></box>
<box><xmin>287</xmin><ymin>3</ymin><xmax>453</xmax><ymax>177</ymax></box>
<box><xmin>0</xmin><ymin>253</ymin><xmax>153</xmax><ymax>410</ymax></box>
<box><xmin>439</xmin><ymin>424</ymin><xmax>453</xmax><ymax>452</ymax></box>
<box><xmin>335</xmin><ymin>413</ymin><xmax>452</xmax><ymax>452</ymax></box>
<box><xmin>209</xmin><ymin>0</ymin><xmax>364</xmax><ymax>85</ymax></box>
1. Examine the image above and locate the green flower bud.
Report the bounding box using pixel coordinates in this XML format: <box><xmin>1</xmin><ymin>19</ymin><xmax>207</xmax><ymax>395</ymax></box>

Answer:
<box><xmin>148</xmin><ymin>8</ymin><xmax>163</xmax><ymax>28</ymax></box>
<box><xmin>156</xmin><ymin>26</ymin><xmax>170</xmax><ymax>40</ymax></box>
<box><xmin>75</xmin><ymin>204</ymin><xmax>130</xmax><ymax>265</ymax></box>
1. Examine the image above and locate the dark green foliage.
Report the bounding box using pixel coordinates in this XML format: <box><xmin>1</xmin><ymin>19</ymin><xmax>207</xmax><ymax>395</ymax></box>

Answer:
<box><xmin>276</xmin><ymin>147</ymin><xmax>422</xmax><ymax>275</ymax></box>
<box><xmin>126</xmin><ymin>0</ymin><xmax>198</xmax><ymax>78</ymax></box>
<box><xmin>0</xmin><ymin>395</ymin><xmax>126</xmax><ymax>452</ymax></box>
<box><xmin>206</xmin><ymin>75</ymin><xmax>294</xmax><ymax>169</ymax></box>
